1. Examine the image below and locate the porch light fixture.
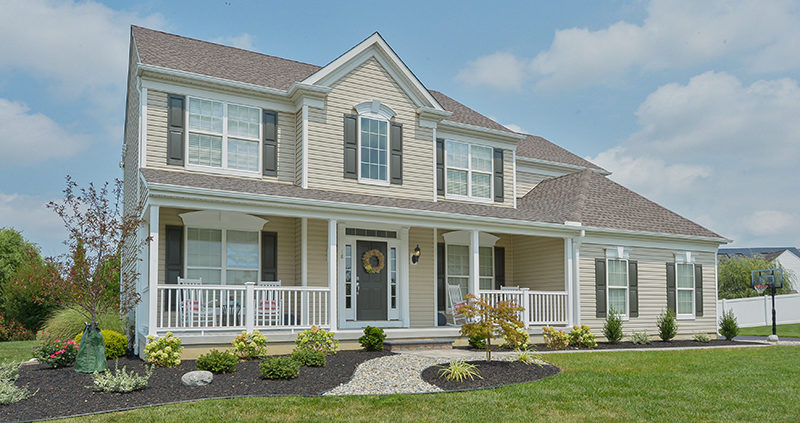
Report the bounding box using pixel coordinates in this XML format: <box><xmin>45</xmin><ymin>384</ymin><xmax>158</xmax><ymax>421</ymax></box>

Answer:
<box><xmin>411</xmin><ymin>244</ymin><xmax>421</xmax><ymax>264</ymax></box>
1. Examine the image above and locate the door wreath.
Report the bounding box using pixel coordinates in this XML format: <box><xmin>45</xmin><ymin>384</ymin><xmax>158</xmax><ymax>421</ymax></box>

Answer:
<box><xmin>362</xmin><ymin>249</ymin><xmax>385</xmax><ymax>274</ymax></box>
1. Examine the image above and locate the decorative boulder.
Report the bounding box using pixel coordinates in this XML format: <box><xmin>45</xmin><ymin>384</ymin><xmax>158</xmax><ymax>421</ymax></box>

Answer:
<box><xmin>181</xmin><ymin>370</ymin><xmax>213</xmax><ymax>386</ymax></box>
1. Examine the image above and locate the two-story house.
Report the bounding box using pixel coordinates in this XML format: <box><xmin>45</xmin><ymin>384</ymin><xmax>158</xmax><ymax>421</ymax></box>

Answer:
<box><xmin>123</xmin><ymin>26</ymin><xmax>728</xmax><ymax>355</ymax></box>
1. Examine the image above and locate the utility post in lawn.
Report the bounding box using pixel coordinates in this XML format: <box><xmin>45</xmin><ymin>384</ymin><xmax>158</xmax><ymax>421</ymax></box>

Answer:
<box><xmin>752</xmin><ymin>268</ymin><xmax>783</xmax><ymax>343</ymax></box>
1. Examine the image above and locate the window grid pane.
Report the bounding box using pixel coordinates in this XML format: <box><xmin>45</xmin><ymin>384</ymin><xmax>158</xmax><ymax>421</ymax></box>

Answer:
<box><xmin>226</xmin><ymin>230</ymin><xmax>259</xmax><ymax>269</ymax></box>
<box><xmin>471</xmin><ymin>172</ymin><xmax>491</xmax><ymax>198</ymax></box>
<box><xmin>189</xmin><ymin>99</ymin><xmax>223</xmax><ymax>133</ymax></box>
<box><xmin>471</xmin><ymin>146</ymin><xmax>492</xmax><ymax>172</ymax></box>
<box><xmin>345</xmin><ymin>245</ymin><xmax>352</xmax><ymax>309</ymax></box>
<box><xmin>227</xmin><ymin>104</ymin><xmax>260</xmax><ymax>139</ymax></box>
<box><xmin>360</xmin><ymin>118</ymin><xmax>387</xmax><ymax>181</ymax></box>
<box><xmin>226</xmin><ymin>270</ymin><xmax>258</xmax><ymax>285</ymax></box>
<box><xmin>227</xmin><ymin>138</ymin><xmax>259</xmax><ymax>171</ymax></box>
<box><xmin>446</xmin><ymin>141</ymin><xmax>469</xmax><ymax>168</ymax></box>
<box><xmin>447</xmin><ymin>169</ymin><xmax>468</xmax><ymax>196</ymax></box>
<box><xmin>608</xmin><ymin>287</ymin><xmax>627</xmax><ymax>314</ymax></box>
<box><xmin>608</xmin><ymin>259</ymin><xmax>627</xmax><ymax>287</ymax></box>
<box><xmin>677</xmin><ymin>290</ymin><xmax>693</xmax><ymax>314</ymax></box>
<box><xmin>390</xmin><ymin>248</ymin><xmax>397</xmax><ymax>309</ymax></box>
<box><xmin>187</xmin><ymin>228</ymin><xmax>222</xmax><ymax>267</ymax></box>
<box><xmin>447</xmin><ymin>245</ymin><xmax>469</xmax><ymax>276</ymax></box>
<box><xmin>677</xmin><ymin>264</ymin><xmax>694</xmax><ymax>288</ymax></box>
<box><xmin>479</xmin><ymin>247</ymin><xmax>493</xmax><ymax>277</ymax></box>
<box><xmin>188</xmin><ymin>134</ymin><xmax>222</xmax><ymax>167</ymax></box>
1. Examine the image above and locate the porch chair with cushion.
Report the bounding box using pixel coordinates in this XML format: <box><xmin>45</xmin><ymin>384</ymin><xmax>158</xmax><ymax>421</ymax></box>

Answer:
<box><xmin>256</xmin><ymin>281</ymin><xmax>283</xmax><ymax>326</ymax></box>
<box><xmin>177</xmin><ymin>277</ymin><xmax>214</xmax><ymax>327</ymax></box>
<box><xmin>446</xmin><ymin>284</ymin><xmax>468</xmax><ymax>325</ymax></box>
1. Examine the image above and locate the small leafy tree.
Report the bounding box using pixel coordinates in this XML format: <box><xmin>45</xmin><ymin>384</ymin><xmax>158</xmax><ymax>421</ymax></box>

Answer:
<box><xmin>719</xmin><ymin>257</ymin><xmax>793</xmax><ymax>299</ymax></box>
<box><xmin>457</xmin><ymin>293</ymin><xmax>524</xmax><ymax>362</ymax></box>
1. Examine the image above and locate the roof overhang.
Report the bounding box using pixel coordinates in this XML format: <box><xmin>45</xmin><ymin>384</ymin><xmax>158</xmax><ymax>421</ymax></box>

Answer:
<box><xmin>517</xmin><ymin>156</ymin><xmax>611</xmax><ymax>175</ymax></box>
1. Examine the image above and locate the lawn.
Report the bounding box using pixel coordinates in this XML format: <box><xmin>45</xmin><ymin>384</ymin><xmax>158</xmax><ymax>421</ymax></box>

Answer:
<box><xmin>0</xmin><ymin>340</ymin><xmax>37</xmax><ymax>363</ymax></box>
<box><xmin>44</xmin><ymin>345</ymin><xmax>799</xmax><ymax>423</ymax></box>
<box><xmin>738</xmin><ymin>323</ymin><xmax>800</xmax><ymax>338</ymax></box>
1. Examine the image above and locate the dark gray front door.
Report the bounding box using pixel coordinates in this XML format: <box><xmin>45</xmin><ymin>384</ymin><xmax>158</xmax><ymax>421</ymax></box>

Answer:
<box><xmin>357</xmin><ymin>240</ymin><xmax>388</xmax><ymax>321</ymax></box>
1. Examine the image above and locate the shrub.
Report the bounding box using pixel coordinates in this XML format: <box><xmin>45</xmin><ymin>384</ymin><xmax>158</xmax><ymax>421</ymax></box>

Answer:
<box><xmin>144</xmin><ymin>332</ymin><xmax>183</xmax><ymax>367</ymax></box>
<box><xmin>603</xmin><ymin>308</ymin><xmax>624</xmax><ymax>344</ymax></box>
<box><xmin>512</xmin><ymin>349</ymin><xmax>543</xmax><ymax>367</ymax></box>
<box><xmin>33</xmin><ymin>338</ymin><xmax>78</xmax><ymax>368</ymax></box>
<box><xmin>0</xmin><ymin>315</ymin><xmax>33</xmax><ymax>341</ymax></box>
<box><xmin>75</xmin><ymin>329</ymin><xmax>127</xmax><ymax>359</ymax></box>
<box><xmin>631</xmin><ymin>331</ymin><xmax>651</xmax><ymax>345</ymax></box>
<box><xmin>719</xmin><ymin>309</ymin><xmax>739</xmax><ymax>341</ymax></box>
<box><xmin>259</xmin><ymin>356</ymin><xmax>300</xmax><ymax>379</ymax></box>
<box><xmin>457</xmin><ymin>293</ymin><xmax>524</xmax><ymax>361</ymax></box>
<box><xmin>358</xmin><ymin>326</ymin><xmax>386</xmax><ymax>351</ymax></box>
<box><xmin>232</xmin><ymin>330</ymin><xmax>268</xmax><ymax>360</ymax></box>
<box><xmin>291</xmin><ymin>348</ymin><xmax>326</xmax><ymax>367</ymax></box>
<box><xmin>502</xmin><ymin>324</ymin><xmax>531</xmax><ymax>350</ymax></box>
<box><xmin>569</xmin><ymin>325</ymin><xmax>598</xmax><ymax>349</ymax></box>
<box><xmin>295</xmin><ymin>326</ymin><xmax>338</xmax><ymax>355</ymax></box>
<box><xmin>542</xmin><ymin>326</ymin><xmax>570</xmax><ymax>350</ymax></box>
<box><xmin>468</xmin><ymin>335</ymin><xmax>487</xmax><ymax>350</ymax></box>
<box><xmin>3</xmin><ymin>257</ymin><xmax>58</xmax><ymax>333</ymax></box>
<box><xmin>89</xmin><ymin>361</ymin><xmax>153</xmax><ymax>393</ymax></box>
<box><xmin>657</xmin><ymin>309</ymin><xmax>678</xmax><ymax>341</ymax></box>
<box><xmin>693</xmin><ymin>333</ymin><xmax>711</xmax><ymax>343</ymax></box>
<box><xmin>0</xmin><ymin>379</ymin><xmax>35</xmax><ymax>405</ymax></box>
<box><xmin>38</xmin><ymin>308</ymin><xmax>125</xmax><ymax>342</ymax></box>
<box><xmin>0</xmin><ymin>361</ymin><xmax>22</xmax><ymax>382</ymax></box>
<box><xmin>196</xmin><ymin>349</ymin><xmax>238</xmax><ymax>374</ymax></box>
<box><xmin>437</xmin><ymin>360</ymin><xmax>481</xmax><ymax>382</ymax></box>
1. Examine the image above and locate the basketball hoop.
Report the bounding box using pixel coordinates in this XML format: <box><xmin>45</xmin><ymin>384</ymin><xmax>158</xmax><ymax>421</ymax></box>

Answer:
<box><xmin>754</xmin><ymin>284</ymin><xmax>769</xmax><ymax>295</ymax></box>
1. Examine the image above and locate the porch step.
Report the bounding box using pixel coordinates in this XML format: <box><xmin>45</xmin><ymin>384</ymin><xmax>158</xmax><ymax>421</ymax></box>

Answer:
<box><xmin>384</xmin><ymin>339</ymin><xmax>455</xmax><ymax>352</ymax></box>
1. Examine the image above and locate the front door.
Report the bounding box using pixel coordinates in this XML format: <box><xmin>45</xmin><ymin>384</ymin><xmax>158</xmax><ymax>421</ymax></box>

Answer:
<box><xmin>356</xmin><ymin>240</ymin><xmax>388</xmax><ymax>321</ymax></box>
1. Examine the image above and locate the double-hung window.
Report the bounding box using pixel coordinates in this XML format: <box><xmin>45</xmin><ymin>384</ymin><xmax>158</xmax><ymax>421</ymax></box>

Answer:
<box><xmin>446</xmin><ymin>245</ymin><xmax>494</xmax><ymax>295</ymax></box>
<box><xmin>186</xmin><ymin>228</ymin><xmax>259</xmax><ymax>285</ymax></box>
<box><xmin>445</xmin><ymin>141</ymin><xmax>493</xmax><ymax>200</ymax></box>
<box><xmin>676</xmin><ymin>263</ymin><xmax>695</xmax><ymax>316</ymax></box>
<box><xmin>607</xmin><ymin>259</ymin><xmax>628</xmax><ymax>316</ymax></box>
<box><xmin>188</xmin><ymin>98</ymin><xmax>261</xmax><ymax>173</ymax></box>
<box><xmin>359</xmin><ymin>116</ymin><xmax>389</xmax><ymax>182</ymax></box>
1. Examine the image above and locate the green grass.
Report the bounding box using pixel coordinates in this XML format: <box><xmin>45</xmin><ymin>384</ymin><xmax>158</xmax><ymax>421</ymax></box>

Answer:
<box><xmin>56</xmin><ymin>346</ymin><xmax>800</xmax><ymax>422</ymax></box>
<box><xmin>0</xmin><ymin>340</ymin><xmax>38</xmax><ymax>363</ymax></box>
<box><xmin>738</xmin><ymin>323</ymin><xmax>800</xmax><ymax>338</ymax></box>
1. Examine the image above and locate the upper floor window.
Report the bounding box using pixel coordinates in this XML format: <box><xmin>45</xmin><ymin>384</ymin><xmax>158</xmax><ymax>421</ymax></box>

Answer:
<box><xmin>188</xmin><ymin>98</ymin><xmax>261</xmax><ymax>173</ymax></box>
<box><xmin>359</xmin><ymin>116</ymin><xmax>389</xmax><ymax>182</ymax></box>
<box><xmin>445</xmin><ymin>141</ymin><xmax>493</xmax><ymax>200</ymax></box>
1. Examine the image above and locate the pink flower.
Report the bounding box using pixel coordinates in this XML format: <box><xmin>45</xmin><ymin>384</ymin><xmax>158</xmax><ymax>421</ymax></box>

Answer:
<box><xmin>55</xmin><ymin>339</ymin><xmax>60</xmax><ymax>342</ymax></box>
<box><xmin>49</xmin><ymin>354</ymin><xmax>55</xmax><ymax>358</ymax></box>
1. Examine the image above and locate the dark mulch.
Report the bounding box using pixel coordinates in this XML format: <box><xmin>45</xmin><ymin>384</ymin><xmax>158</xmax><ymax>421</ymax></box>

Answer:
<box><xmin>455</xmin><ymin>338</ymin><xmax>761</xmax><ymax>352</ymax></box>
<box><xmin>421</xmin><ymin>360</ymin><xmax>560</xmax><ymax>391</ymax></box>
<box><xmin>1</xmin><ymin>350</ymin><xmax>390</xmax><ymax>423</ymax></box>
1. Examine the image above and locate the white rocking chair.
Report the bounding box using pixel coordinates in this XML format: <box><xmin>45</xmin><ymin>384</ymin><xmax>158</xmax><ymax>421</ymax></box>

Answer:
<box><xmin>256</xmin><ymin>281</ymin><xmax>283</xmax><ymax>326</ymax></box>
<box><xmin>177</xmin><ymin>277</ymin><xmax>213</xmax><ymax>327</ymax></box>
<box><xmin>446</xmin><ymin>284</ymin><xmax>468</xmax><ymax>325</ymax></box>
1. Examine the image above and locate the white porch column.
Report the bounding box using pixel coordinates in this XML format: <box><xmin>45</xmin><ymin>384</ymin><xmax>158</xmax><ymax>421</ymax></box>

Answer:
<box><xmin>573</xmin><ymin>238</ymin><xmax>582</xmax><ymax>326</ymax></box>
<box><xmin>301</xmin><ymin>217</ymin><xmax>308</xmax><ymax>286</ymax></box>
<box><xmin>469</xmin><ymin>230</ymin><xmax>480</xmax><ymax>296</ymax></box>
<box><xmin>565</xmin><ymin>238</ymin><xmax>575</xmax><ymax>326</ymax></box>
<box><xmin>245</xmin><ymin>282</ymin><xmax>255</xmax><ymax>332</ymax></box>
<box><xmin>147</xmin><ymin>205</ymin><xmax>159</xmax><ymax>337</ymax></box>
<box><xmin>328</xmin><ymin>219</ymin><xmax>338</xmax><ymax>331</ymax></box>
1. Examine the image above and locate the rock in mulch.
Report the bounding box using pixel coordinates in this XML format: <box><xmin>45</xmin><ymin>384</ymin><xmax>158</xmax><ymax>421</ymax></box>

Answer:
<box><xmin>324</xmin><ymin>354</ymin><xmax>443</xmax><ymax>395</ymax></box>
<box><xmin>181</xmin><ymin>370</ymin><xmax>213</xmax><ymax>386</ymax></box>
<box><xmin>421</xmin><ymin>360</ymin><xmax>560</xmax><ymax>391</ymax></box>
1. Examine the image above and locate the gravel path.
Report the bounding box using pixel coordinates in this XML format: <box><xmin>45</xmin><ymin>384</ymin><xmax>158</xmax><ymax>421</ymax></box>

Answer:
<box><xmin>324</xmin><ymin>354</ymin><xmax>444</xmax><ymax>395</ymax></box>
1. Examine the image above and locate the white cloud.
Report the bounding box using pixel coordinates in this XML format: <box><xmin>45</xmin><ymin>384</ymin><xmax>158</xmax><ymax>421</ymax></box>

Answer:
<box><xmin>503</xmin><ymin>123</ymin><xmax>525</xmax><ymax>133</ymax></box>
<box><xmin>0</xmin><ymin>192</ymin><xmax>67</xmax><ymax>257</ymax></box>
<box><xmin>212</xmin><ymin>33</ymin><xmax>255</xmax><ymax>50</ymax></box>
<box><xmin>0</xmin><ymin>98</ymin><xmax>86</xmax><ymax>165</ymax></box>
<box><xmin>589</xmin><ymin>72</ymin><xmax>800</xmax><ymax>246</ymax></box>
<box><xmin>455</xmin><ymin>52</ymin><xmax>527</xmax><ymax>91</ymax></box>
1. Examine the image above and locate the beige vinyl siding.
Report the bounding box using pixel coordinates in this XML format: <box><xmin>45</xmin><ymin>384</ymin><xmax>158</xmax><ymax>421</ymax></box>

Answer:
<box><xmin>516</xmin><ymin>171</ymin><xmax>550</xmax><ymax>198</ymax></box>
<box><xmin>409</xmin><ymin>227</ymin><xmax>435</xmax><ymax>327</ymax></box>
<box><xmin>579</xmin><ymin>243</ymin><xmax>717</xmax><ymax>334</ymax></box>
<box><xmin>274</xmin><ymin>111</ymin><xmax>296</xmax><ymax>183</ymax></box>
<box><xmin>306</xmin><ymin>58</ymin><xmax>435</xmax><ymax>200</ymax></box>
<box><xmin>511</xmin><ymin>236</ymin><xmax>565</xmax><ymax>291</ymax></box>
<box><xmin>305</xmin><ymin>219</ymin><xmax>329</xmax><ymax>287</ymax></box>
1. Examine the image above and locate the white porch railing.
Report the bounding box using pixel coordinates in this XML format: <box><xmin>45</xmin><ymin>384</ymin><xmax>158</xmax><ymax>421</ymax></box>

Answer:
<box><xmin>156</xmin><ymin>283</ymin><xmax>330</xmax><ymax>332</ymax></box>
<box><xmin>479</xmin><ymin>289</ymin><xmax>569</xmax><ymax>327</ymax></box>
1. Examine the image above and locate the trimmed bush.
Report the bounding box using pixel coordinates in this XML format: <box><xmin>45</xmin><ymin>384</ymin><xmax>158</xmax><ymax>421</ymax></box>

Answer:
<box><xmin>468</xmin><ymin>335</ymin><xmax>487</xmax><ymax>350</ymax></box>
<box><xmin>542</xmin><ymin>326</ymin><xmax>570</xmax><ymax>350</ymax></box>
<box><xmin>657</xmin><ymin>309</ymin><xmax>678</xmax><ymax>341</ymax></box>
<box><xmin>603</xmin><ymin>308</ymin><xmax>624</xmax><ymax>344</ymax></box>
<box><xmin>502</xmin><ymin>324</ymin><xmax>531</xmax><ymax>350</ymax></box>
<box><xmin>90</xmin><ymin>361</ymin><xmax>153</xmax><ymax>393</ymax></box>
<box><xmin>144</xmin><ymin>332</ymin><xmax>183</xmax><ymax>367</ymax></box>
<box><xmin>0</xmin><ymin>361</ymin><xmax>22</xmax><ymax>382</ymax></box>
<box><xmin>693</xmin><ymin>333</ymin><xmax>711</xmax><ymax>343</ymax></box>
<box><xmin>0</xmin><ymin>315</ymin><xmax>33</xmax><ymax>341</ymax></box>
<box><xmin>291</xmin><ymin>348</ymin><xmax>326</xmax><ymax>367</ymax></box>
<box><xmin>719</xmin><ymin>309</ymin><xmax>739</xmax><ymax>341</ymax></box>
<box><xmin>75</xmin><ymin>329</ymin><xmax>127</xmax><ymax>359</ymax></box>
<box><xmin>232</xmin><ymin>330</ymin><xmax>268</xmax><ymax>360</ymax></box>
<box><xmin>259</xmin><ymin>356</ymin><xmax>300</xmax><ymax>379</ymax></box>
<box><xmin>631</xmin><ymin>331</ymin><xmax>651</xmax><ymax>345</ymax></box>
<box><xmin>569</xmin><ymin>325</ymin><xmax>597</xmax><ymax>349</ymax></box>
<box><xmin>38</xmin><ymin>308</ymin><xmax>125</xmax><ymax>342</ymax></box>
<box><xmin>295</xmin><ymin>326</ymin><xmax>338</xmax><ymax>355</ymax></box>
<box><xmin>0</xmin><ymin>379</ymin><xmax>35</xmax><ymax>405</ymax></box>
<box><xmin>33</xmin><ymin>338</ymin><xmax>78</xmax><ymax>368</ymax></box>
<box><xmin>358</xmin><ymin>326</ymin><xmax>386</xmax><ymax>351</ymax></box>
<box><xmin>196</xmin><ymin>349</ymin><xmax>238</xmax><ymax>374</ymax></box>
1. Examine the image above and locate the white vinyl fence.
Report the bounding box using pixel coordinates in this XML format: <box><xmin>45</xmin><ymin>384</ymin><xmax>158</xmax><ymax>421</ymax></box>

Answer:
<box><xmin>717</xmin><ymin>293</ymin><xmax>800</xmax><ymax>328</ymax></box>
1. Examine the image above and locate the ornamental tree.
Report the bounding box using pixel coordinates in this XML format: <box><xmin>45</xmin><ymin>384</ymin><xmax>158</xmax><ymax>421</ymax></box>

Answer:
<box><xmin>456</xmin><ymin>293</ymin><xmax>524</xmax><ymax>362</ymax></box>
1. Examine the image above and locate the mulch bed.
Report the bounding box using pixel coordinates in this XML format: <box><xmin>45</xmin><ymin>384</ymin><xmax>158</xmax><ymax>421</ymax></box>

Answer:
<box><xmin>1</xmin><ymin>350</ymin><xmax>390</xmax><ymax>422</ymax></box>
<box><xmin>455</xmin><ymin>338</ymin><xmax>761</xmax><ymax>352</ymax></box>
<box><xmin>421</xmin><ymin>360</ymin><xmax>560</xmax><ymax>391</ymax></box>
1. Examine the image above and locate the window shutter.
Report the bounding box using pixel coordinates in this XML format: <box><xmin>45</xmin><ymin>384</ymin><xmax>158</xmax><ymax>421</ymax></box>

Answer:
<box><xmin>167</xmin><ymin>94</ymin><xmax>185</xmax><ymax>165</ymax></box>
<box><xmin>595</xmin><ymin>258</ymin><xmax>607</xmax><ymax>318</ymax></box>
<box><xmin>390</xmin><ymin>122</ymin><xmax>403</xmax><ymax>184</ymax></box>
<box><xmin>628</xmin><ymin>260</ymin><xmax>638</xmax><ymax>318</ymax></box>
<box><xmin>262</xmin><ymin>110</ymin><xmax>278</xmax><ymax>176</ymax></box>
<box><xmin>666</xmin><ymin>262</ymin><xmax>676</xmax><ymax>313</ymax></box>
<box><xmin>436</xmin><ymin>138</ymin><xmax>445</xmax><ymax>195</ymax></box>
<box><xmin>343</xmin><ymin>114</ymin><xmax>358</xmax><ymax>179</ymax></box>
<box><xmin>493</xmin><ymin>148</ymin><xmax>504</xmax><ymax>202</ymax></box>
<box><xmin>437</xmin><ymin>243</ymin><xmax>445</xmax><ymax>311</ymax></box>
<box><xmin>494</xmin><ymin>246</ymin><xmax>505</xmax><ymax>289</ymax></box>
<box><xmin>165</xmin><ymin>226</ymin><xmax>183</xmax><ymax>285</ymax></box>
<box><xmin>261</xmin><ymin>232</ymin><xmax>278</xmax><ymax>281</ymax></box>
<box><xmin>695</xmin><ymin>264</ymin><xmax>703</xmax><ymax>316</ymax></box>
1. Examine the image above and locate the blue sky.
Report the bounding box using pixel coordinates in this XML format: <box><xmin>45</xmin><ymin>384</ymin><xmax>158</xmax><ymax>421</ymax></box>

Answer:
<box><xmin>1</xmin><ymin>0</ymin><xmax>799</xmax><ymax>256</ymax></box>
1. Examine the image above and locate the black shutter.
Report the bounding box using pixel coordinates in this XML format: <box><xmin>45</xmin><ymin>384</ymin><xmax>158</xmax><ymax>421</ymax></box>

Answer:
<box><xmin>390</xmin><ymin>122</ymin><xmax>403</xmax><ymax>184</ymax></box>
<box><xmin>494</xmin><ymin>247</ymin><xmax>505</xmax><ymax>289</ymax></box>
<box><xmin>436</xmin><ymin>138</ymin><xmax>445</xmax><ymax>195</ymax></box>
<box><xmin>695</xmin><ymin>264</ymin><xmax>703</xmax><ymax>316</ymax></box>
<box><xmin>165</xmin><ymin>226</ymin><xmax>183</xmax><ymax>285</ymax></box>
<box><xmin>628</xmin><ymin>260</ymin><xmax>638</xmax><ymax>318</ymax></box>
<box><xmin>262</xmin><ymin>110</ymin><xmax>278</xmax><ymax>176</ymax></box>
<box><xmin>493</xmin><ymin>148</ymin><xmax>504</xmax><ymax>202</ymax></box>
<box><xmin>343</xmin><ymin>114</ymin><xmax>358</xmax><ymax>179</ymax></box>
<box><xmin>666</xmin><ymin>262</ymin><xmax>676</xmax><ymax>313</ymax></box>
<box><xmin>595</xmin><ymin>258</ymin><xmax>607</xmax><ymax>318</ymax></box>
<box><xmin>437</xmin><ymin>243</ymin><xmax>445</xmax><ymax>311</ymax></box>
<box><xmin>167</xmin><ymin>94</ymin><xmax>185</xmax><ymax>165</ymax></box>
<box><xmin>261</xmin><ymin>232</ymin><xmax>278</xmax><ymax>281</ymax></box>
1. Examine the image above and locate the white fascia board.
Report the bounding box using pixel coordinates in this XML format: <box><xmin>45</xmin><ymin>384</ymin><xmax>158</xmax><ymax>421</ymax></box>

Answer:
<box><xmin>438</xmin><ymin>120</ymin><xmax>525</xmax><ymax>143</ymax></box>
<box><xmin>301</xmin><ymin>33</ymin><xmax>444</xmax><ymax>111</ymax></box>
<box><xmin>140</xmin><ymin>76</ymin><xmax>296</xmax><ymax>113</ymax></box>
<box><xmin>516</xmin><ymin>155</ymin><xmax>611</xmax><ymax>176</ymax></box>
<box><xmin>582</xmin><ymin>230</ymin><xmax>729</xmax><ymax>253</ymax></box>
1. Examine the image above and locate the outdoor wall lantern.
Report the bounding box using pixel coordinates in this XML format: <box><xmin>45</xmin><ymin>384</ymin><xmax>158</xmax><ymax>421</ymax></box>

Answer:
<box><xmin>411</xmin><ymin>244</ymin><xmax>421</xmax><ymax>264</ymax></box>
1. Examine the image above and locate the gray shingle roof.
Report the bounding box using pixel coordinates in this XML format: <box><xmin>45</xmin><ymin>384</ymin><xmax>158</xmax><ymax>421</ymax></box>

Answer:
<box><xmin>517</xmin><ymin>134</ymin><xmax>605</xmax><ymax>171</ymax></box>
<box><xmin>428</xmin><ymin>90</ymin><xmax>512</xmax><ymax>133</ymax></box>
<box><xmin>718</xmin><ymin>247</ymin><xmax>800</xmax><ymax>260</ymax></box>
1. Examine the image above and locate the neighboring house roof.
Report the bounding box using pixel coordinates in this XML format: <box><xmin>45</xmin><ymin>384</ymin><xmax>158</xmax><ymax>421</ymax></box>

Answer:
<box><xmin>718</xmin><ymin>247</ymin><xmax>800</xmax><ymax>261</ymax></box>
<box><xmin>517</xmin><ymin>169</ymin><xmax>722</xmax><ymax>239</ymax></box>
<box><xmin>141</xmin><ymin>168</ymin><xmax>724</xmax><ymax>240</ymax></box>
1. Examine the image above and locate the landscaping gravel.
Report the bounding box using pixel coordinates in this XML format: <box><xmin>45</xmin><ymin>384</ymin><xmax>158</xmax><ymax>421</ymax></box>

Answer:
<box><xmin>324</xmin><ymin>354</ymin><xmax>444</xmax><ymax>395</ymax></box>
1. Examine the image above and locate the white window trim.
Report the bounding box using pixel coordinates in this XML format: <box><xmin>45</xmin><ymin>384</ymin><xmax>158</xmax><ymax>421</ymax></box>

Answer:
<box><xmin>184</xmin><ymin>228</ymin><xmax>262</xmax><ymax>286</ymax></box>
<box><xmin>606</xmin><ymin>258</ymin><xmax>629</xmax><ymax>320</ymax></box>
<box><xmin>444</xmin><ymin>140</ymin><xmax>494</xmax><ymax>203</ymax></box>
<box><xmin>357</xmin><ymin>112</ymin><xmax>391</xmax><ymax>185</ymax></box>
<box><xmin>185</xmin><ymin>96</ymin><xmax>263</xmax><ymax>178</ymax></box>
<box><xmin>676</xmin><ymin>262</ymin><xmax>696</xmax><ymax>320</ymax></box>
